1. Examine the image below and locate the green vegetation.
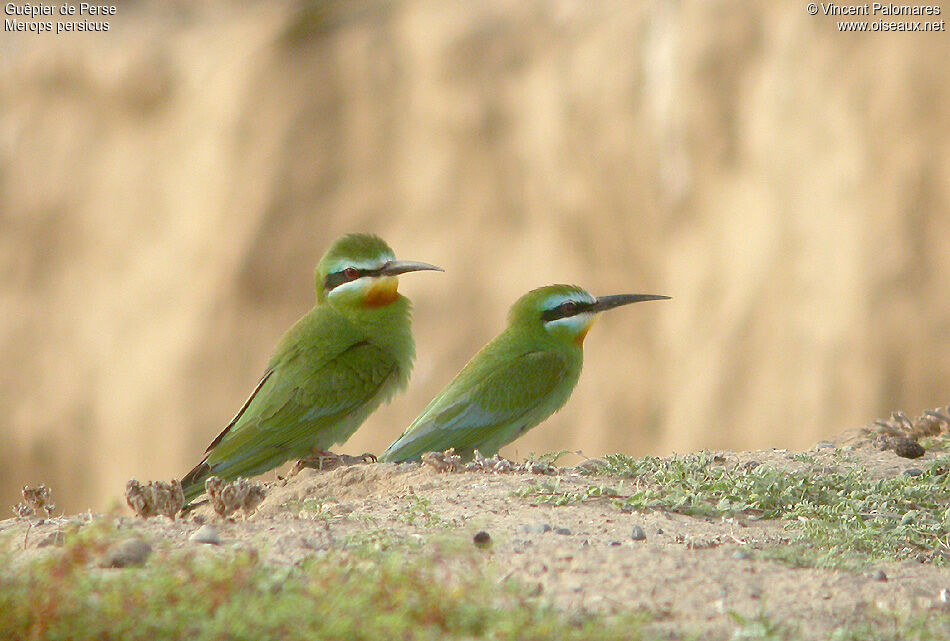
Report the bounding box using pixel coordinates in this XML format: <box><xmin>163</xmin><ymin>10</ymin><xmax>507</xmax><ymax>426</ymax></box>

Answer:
<box><xmin>727</xmin><ymin>610</ymin><xmax>794</xmax><ymax>640</ymax></box>
<box><xmin>695</xmin><ymin>607</ymin><xmax>950</xmax><ymax>640</ymax></box>
<box><xmin>396</xmin><ymin>493</ymin><xmax>446</xmax><ymax>527</ymax></box>
<box><xmin>523</xmin><ymin>452</ymin><xmax>950</xmax><ymax>567</ymax></box>
<box><xmin>827</xmin><ymin>608</ymin><xmax>950</xmax><ymax>641</ymax></box>
<box><xmin>512</xmin><ymin>479</ymin><xmax>620</xmax><ymax>506</ymax></box>
<box><xmin>0</xmin><ymin>521</ymin><xmax>645</xmax><ymax>641</ymax></box>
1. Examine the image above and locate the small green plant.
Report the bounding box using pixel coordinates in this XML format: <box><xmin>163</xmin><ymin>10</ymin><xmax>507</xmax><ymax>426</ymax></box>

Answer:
<box><xmin>728</xmin><ymin>609</ymin><xmax>795</xmax><ymax>640</ymax></box>
<box><xmin>513</xmin><ymin>479</ymin><xmax>620</xmax><ymax>506</ymax></box>
<box><xmin>395</xmin><ymin>493</ymin><xmax>445</xmax><ymax>527</ymax></box>
<box><xmin>525</xmin><ymin>450</ymin><xmax>573</xmax><ymax>465</ymax></box>
<box><xmin>789</xmin><ymin>453</ymin><xmax>818</xmax><ymax>464</ymax></box>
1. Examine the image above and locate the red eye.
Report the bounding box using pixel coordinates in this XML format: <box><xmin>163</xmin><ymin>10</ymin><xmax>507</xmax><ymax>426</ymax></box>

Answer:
<box><xmin>559</xmin><ymin>301</ymin><xmax>577</xmax><ymax>315</ymax></box>
<box><xmin>343</xmin><ymin>267</ymin><xmax>359</xmax><ymax>281</ymax></box>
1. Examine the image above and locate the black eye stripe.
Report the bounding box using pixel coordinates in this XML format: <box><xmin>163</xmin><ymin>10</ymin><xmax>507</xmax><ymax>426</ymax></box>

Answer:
<box><xmin>324</xmin><ymin>267</ymin><xmax>383</xmax><ymax>291</ymax></box>
<box><xmin>541</xmin><ymin>300</ymin><xmax>594</xmax><ymax>322</ymax></box>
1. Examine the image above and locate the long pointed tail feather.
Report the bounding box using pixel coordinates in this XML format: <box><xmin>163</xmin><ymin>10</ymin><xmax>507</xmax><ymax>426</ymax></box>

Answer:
<box><xmin>180</xmin><ymin>461</ymin><xmax>213</xmax><ymax>503</ymax></box>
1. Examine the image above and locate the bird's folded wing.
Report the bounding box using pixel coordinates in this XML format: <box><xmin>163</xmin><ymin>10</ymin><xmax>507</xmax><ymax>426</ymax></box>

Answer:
<box><xmin>205</xmin><ymin>340</ymin><xmax>396</xmax><ymax>465</ymax></box>
<box><xmin>387</xmin><ymin>351</ymin><xmax>567</xmax><ymax>459</ymax></box>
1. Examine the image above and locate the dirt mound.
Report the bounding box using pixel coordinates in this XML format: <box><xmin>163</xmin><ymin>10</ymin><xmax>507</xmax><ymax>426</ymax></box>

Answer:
<box><xmin>6</xmin><ymin>429</ymin><xmax>950</xmax><ymax>639</ymax></box>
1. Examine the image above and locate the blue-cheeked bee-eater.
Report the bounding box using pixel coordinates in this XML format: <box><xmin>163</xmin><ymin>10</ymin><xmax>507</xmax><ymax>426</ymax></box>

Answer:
<box><xmin>381</xmin><ymin>284</ymin><xmax>668</xmax><ymax>462</ymax></box>
<box><xmin>181</xmin><ymin>233</ymin><xmax>442</xmax><ymax>502</ymax></box>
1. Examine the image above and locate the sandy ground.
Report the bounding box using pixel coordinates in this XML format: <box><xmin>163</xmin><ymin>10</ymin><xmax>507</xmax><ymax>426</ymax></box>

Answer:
<box><xmin>4</xmin><ymin>431</ymin><xmax>949</xmax><ymax>640</ymax></box>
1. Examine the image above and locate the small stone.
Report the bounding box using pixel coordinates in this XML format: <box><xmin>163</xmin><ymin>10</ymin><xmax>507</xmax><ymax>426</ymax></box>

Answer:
<box><xmin>630</xmin><ymin>525</ymin><xmax>647</xmax><ymax>541</ymax></box>
<box><xmin>903</xmin><ymin>468</ymin><xmax>924</xmax><ymax>477</ymax></box>
<box><xmin>892</xmin><ymin>438</ymin><xmax>925</xmax><ymax>459</ymax></box>
<box><xmin>871</xmin><ymin>569</ymin><xmax>888</xmax><ymax>582</ymax></box>
<box><xmin>518</xmin><ymin>523</ymin><xmax>552</xmax><ymax>535</ymax></box>
<box><xmin>101</xmin><ymin>539</ymin><xmax>152</xmax><ymax>568</ymax></box>
<box><xmin>733</xmin><ymin>549</ymin><xmax>750</xmax><ymax>560</ymax></box>
<box><xmin>554</xmin><ymin>527</ymin><xmax>572</xmax><ymax>536</ymax></box>
<box><xmin>815</xmin><ymin>441</ymin><xmax>835</xmax><ymax>450</ymax></box>
<box><xmin>939</xmin><ymin>588</ymin><xmax>950</xmax><ymax>602</ymax></box>
<box><xmin>656</xmin><ymin>528</ymin><xmax>664</xmax><ymax>535</ymax></box>
<box><xmin>609</xmin><ymin>541</ymin><xmax>621</xmax><ymax>547</ymax></box>
<box><xmin>473</xmin><ymin>531</ymin><xmax>491</xmax><ymax>549</ymax></box>
<box><xmin>189</xmin><ymin>524</ymin><xmax>221</xmax><ymax>545</ymax></box>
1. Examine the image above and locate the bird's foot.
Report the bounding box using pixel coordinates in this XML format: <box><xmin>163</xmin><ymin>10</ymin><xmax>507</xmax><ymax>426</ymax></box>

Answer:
<box><xmin>290</xmin><ymin>451</ymin><xmax>377</xmax><ymax>475</ymax></box>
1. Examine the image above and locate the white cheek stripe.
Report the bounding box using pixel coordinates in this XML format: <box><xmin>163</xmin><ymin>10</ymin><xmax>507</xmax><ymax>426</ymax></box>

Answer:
<box><xmin>544</xmin><ymin>311</ymin><xmax>595</xmax><ymax>333</ymax></box>
<box><xmin>327</xmin><ymin>276</ymin><xmax>376</xmax><ymax>298</ymax></box>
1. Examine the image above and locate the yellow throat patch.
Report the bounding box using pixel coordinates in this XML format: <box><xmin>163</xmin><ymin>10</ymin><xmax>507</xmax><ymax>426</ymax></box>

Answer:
<box><xmin>363</xmin><ymin>276</ymin><xmax>399</xmax><ymax>307</ymax></box>
<box><xmin>574</xmin><ymin>316</ymin><xmax>596</xmax><ymax>346</ymax></box>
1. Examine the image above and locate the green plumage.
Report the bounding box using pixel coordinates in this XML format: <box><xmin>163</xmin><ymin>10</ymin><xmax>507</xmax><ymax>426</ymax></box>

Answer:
<box><xmin>382</xmin><ymin>286</ymin><xmax>585</xmax><ymax>461</ymax></box>
<box><xmin>181</xmin><ymin>234</ymin><xmax>436</xmax><ymax>502</ymax></box>
<box><xmin>382</xmin><ymin>284</ymin><xmax>668</xmax><ymax>462</ymax></box>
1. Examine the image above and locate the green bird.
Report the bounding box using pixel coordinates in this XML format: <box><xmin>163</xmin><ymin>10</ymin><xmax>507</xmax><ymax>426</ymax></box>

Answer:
<box><xmin>181</xmin><ymin>233</ymin><xmax>441</xmax><ymax>502</ymax></box>
<box><xmin>381</xmin><ymin>284</ymin><xmax>668</xmax><ymax>462</ymax></box>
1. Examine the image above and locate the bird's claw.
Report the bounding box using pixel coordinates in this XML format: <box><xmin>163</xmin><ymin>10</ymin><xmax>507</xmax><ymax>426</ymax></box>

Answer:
<box><xmin>291</xmin><ymin>451</ymin><xmax>377</xmax><ymax>475</ymax></box>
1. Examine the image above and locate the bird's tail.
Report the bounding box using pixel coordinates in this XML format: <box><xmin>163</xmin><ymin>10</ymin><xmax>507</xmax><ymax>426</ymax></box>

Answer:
<box><xmin>180</xmin><ymin>461</ymin><xmax>213</xmax><ymax>503</ymax></box>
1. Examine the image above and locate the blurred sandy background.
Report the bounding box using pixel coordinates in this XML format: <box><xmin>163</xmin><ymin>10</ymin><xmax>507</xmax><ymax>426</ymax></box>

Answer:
<box><xmin>2</xmin><ymin>0</ymin><xmax>948</xmax><ymax>513</ymax></box>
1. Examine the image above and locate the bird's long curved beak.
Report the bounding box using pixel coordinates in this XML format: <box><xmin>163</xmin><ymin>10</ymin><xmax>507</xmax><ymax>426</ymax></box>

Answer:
<box><xmin>591</xmin><ymin>293</ymin><xmax>670</xmax><ymax>313</ymax></box>
<box><xmin>380</xmin><ymin>260</ymin><xmax>444</xmax><ymax>276</ymax></box>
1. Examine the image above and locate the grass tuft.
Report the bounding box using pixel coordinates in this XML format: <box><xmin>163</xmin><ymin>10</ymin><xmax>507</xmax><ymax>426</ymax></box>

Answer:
<box><xmin>525</xmin><ymin>452</ymin><xmax>950</xmax><ymax>567</ymax></box>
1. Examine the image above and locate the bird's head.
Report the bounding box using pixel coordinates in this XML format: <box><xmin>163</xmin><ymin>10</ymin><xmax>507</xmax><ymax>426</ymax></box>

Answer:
<box><xmin>509</xmin><ymin>284</ymin><xmax>670</xmax><ymax>346</ymax></box>
<box><xmin>316</xmin><ymin>234</ymin><xmax>442</xmax><ymax>307</ymax></box>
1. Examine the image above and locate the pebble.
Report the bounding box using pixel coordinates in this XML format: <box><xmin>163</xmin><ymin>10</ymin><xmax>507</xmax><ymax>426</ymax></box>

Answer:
<box><xmin>189</xmin><ymin>524</ymin><xmax>221</xmax><ymax>545</ymax></box>
<box><xmin>518</xmin><ymin>523</ymin><xmax>552</xmax><ymax>535</ymax></box>
<box><xmin>609</xmin><ymin>541</ymin><xmax>621</xmax><ymax>547</ymax></box>
<box><xmin>902</xmin><ymin>468</ymin><xmax>924</xmax><ymax>477</ymax></box>
<box><xmin>630</xmin><ymin>525</ymin><xmax>647</xmax><ymax>541</ymax></box>
<box><xmin>100</xmin><ymin>539</ymin><xmax>152</xmax><ymax>568</ymax></box>
<box><xmin>732</xmin><ymin>549</ymin><xmax>750</xmax><ymax>560</ymax></box>
<box><xmin>554</xmin><ymin>527</ymin><xmax>572</xmax><ymax>536</ymax></box>
<box><xmin>473</xmin><ymin>531</ymin><xmax>491</xmax><ymax>549</ymax></box>
<box><xmin>815</xmin><ymin>441</ymin><xmax>835</xmax><ymax>449</ymax></box>
<box><xmin>939</xmin><ymin>588</ymin><xmax>950</xmax><ymax>603</ymax></box>
<box><xmin>892</xmin><ymin>438</ymin><xmax>925</xmax><ymax>459</ymax></box>
<box><xmin>871</xmin><ymin>569</ymin><xmax>888</xmax><ymax>582</ymax></box>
